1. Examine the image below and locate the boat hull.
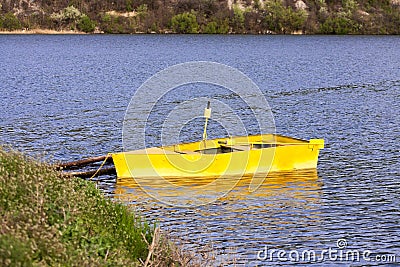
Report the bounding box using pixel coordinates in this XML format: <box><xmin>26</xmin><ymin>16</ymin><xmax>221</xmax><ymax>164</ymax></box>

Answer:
<box><xmin>112</xmin><ymin>134</ymin><xmax>324</xmax><ymax>179</ymax></box>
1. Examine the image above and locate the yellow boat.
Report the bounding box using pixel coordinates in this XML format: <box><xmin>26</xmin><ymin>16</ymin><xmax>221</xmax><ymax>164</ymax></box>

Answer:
<box><xmin>112</xmin><ymin>134</ymin><xmax>324</xmax><ymax>179</ymax></box>
<box><xmin>112</xmin><ymin>102</ymin><xmax>324</xmax><ymax>180</ymax></box>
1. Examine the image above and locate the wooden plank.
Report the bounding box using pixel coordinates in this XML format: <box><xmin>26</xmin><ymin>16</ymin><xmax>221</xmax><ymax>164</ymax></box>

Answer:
<box><xmin>66</xmin><ymin>167</ymin><xmax>116</xmax><ymax>178</ymax></box>
<box><xmin>56</xmin><ymin>155</ymin><xmax>112</xmax><ymax>169</ymax></box>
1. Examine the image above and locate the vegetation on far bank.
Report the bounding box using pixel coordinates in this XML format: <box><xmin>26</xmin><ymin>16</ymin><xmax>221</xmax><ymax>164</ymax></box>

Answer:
<box><xmin>0</xmin><ymin>147</ymin><xmax>200</xmax><ymax>266</ymax></box>
<box><xmin>0</xmin><ymin>0</ymin><xmax>399</xmax><ymax>34</ymax></box>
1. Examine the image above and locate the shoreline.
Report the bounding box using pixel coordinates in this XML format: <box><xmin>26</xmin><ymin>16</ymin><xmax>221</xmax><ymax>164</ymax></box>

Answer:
<box><xmin>0</xmin><ymin>29</ymin><xmax>398</xmax><ymax>35</ymax></box>
<box><xmin>0</xmin><ymin>29</ymin><xmax>87</xmax><ymax>34</ymax></box>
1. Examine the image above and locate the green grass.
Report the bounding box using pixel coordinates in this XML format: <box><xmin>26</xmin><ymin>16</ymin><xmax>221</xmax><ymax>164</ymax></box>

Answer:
<box><xmin>0</xmin><ymin>147</ymin><xmax>193</xmax><ymax>266</ymax></box>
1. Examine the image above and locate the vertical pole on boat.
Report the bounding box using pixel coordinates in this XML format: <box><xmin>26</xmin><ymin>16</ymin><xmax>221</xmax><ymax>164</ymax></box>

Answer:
<box><xmin>203</xmin><ymin>101</ymin><xmax>211</xmax><ymax>142</ymax></box>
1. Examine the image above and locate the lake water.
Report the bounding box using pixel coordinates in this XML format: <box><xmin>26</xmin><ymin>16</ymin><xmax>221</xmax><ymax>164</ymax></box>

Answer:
<box><xmin>1</xmin><ymin>35</ymin><xmax>399</xmax><ymax>265</ymax></box>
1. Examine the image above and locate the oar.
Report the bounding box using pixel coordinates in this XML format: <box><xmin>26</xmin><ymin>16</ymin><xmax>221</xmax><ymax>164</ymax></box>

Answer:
<box><xmin>202</xmin><ymin>101</ymin><xmax>211</xmax><ymax>141</ymax></box>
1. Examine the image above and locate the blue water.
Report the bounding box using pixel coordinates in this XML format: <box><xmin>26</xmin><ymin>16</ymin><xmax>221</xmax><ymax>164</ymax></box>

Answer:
<box><xmin>1</xmin><ymin>35</ymin><xmax>399</xmax><ymax>265</ymax></box>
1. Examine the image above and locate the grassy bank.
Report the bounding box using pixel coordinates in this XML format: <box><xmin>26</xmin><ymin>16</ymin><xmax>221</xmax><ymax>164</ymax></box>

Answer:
<box><xmin>0</xmin><ymin>147</ymin><xmax>192</xmax><ymax>266</ymax></box>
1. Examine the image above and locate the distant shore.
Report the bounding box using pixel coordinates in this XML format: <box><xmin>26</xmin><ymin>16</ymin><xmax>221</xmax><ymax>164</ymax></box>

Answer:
<box><xmin>1</xmin><ymin>1</ymin><xmax>399</xmax><ymax>35</ymax></box>
<box><xmin>0</xmin><ymin>29</ymin><xmax>398</xmax><ymax>35</ymax></box>
<box><xmin>0</xmin><ymin>29</ymin><xmax>86</xmax><ymax>34</ymax></box>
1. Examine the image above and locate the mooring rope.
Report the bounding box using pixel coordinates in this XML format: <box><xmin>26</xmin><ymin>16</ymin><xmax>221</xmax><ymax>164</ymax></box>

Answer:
<box><xmin>90</xmin><ymin>153</ymin><xmax>112</xmax><ymax>179</ymax></box>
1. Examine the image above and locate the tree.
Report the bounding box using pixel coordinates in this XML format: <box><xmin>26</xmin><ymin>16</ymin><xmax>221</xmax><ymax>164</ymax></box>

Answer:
<box><xmin>284</xmin><ymin>8</ymin><xmax>307</xmax><ymax>33</ymax></box>
<box><xmin>203</xmin><ymin>21</ymin><xmax>217</xmax><ymax>33</ymax></box>
<box><xmin>170</xmin><ymin>12</ymin><xmax>198</xmax><ymax>33</ymax></box>
<box><xmin>231</xmin><ymin>5</ymin><xmax>245</xmax><ymax>32</ymax></box>
<box><xmin>126</xmin><ymin>0</ymin><xmax>133</xmax><ymax>12</ymax></box>
<box><xmin>263</xmin><ymin>0</ymin><xmax>307</xmax><ymax>33</ymax></box>
<box><xmin>77</xmin><ymin>15</ymin><xmax>95</xmax><ymax>32</ymax></box>
<box><xmin>253</xmin><ymin>0</ymin><xmax>262</xmax><ymax>11</ymax></box>
<box><xmin>0</xmin><ymin>12</ymin><xmax>22</xmax><ymax>31</ymax></box>
<box><xmin>202</xmin><ymin>20</ymin><xmax>229</xmax><ymax>34</ymax></box>
<box><xmin>263</xmin><ymin>0</ymin><xmax>286</xmax><ymax>33</ymax></box>
<box><xmin>61</xmin><ymin>6</ymin><xmax>82</xmax><ymax>24</ymax></box>
<box><xmin>51</xmin><ymin>5</ymin><xmax>82</xmax><ymax>30</ymax></box>
<box><xmin>319</xmin><ymin>16</ymin><xmax>359</xmax><ymax>34</ymax></box>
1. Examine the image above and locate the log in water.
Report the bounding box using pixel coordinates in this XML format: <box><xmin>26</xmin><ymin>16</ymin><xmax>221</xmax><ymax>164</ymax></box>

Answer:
<box><xmin>66</xmin><ymin>167</ymin><xmax>116</xmax><ymax>178</ymax></box>
<box><xmin>56</xmin><ymin>155</ymin><xmax>113</xmax><ymax>169</ymax></box>
<box><xmin>57</xmin><ymin>154</ymin><xmax>115</xmax><ymax>178</ymax></box>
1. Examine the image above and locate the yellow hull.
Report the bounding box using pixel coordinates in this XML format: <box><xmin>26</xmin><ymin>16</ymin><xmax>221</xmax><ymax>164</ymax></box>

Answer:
<box><xmin>112</xmin><ymin>134</ymin><xmax>324</xmax><ymax>179</ymax></box>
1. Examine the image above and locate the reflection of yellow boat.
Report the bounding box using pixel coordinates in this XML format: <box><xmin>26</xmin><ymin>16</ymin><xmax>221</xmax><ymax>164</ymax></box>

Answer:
<box><xmin>112</xmin><ymin>134</ymin><xmax>324</xmax><ymax>179</ymax></box>
<box><xmin>115</xmin><ymin>169</ymin><xmax>321</xmax><ymax>206</ymax></box>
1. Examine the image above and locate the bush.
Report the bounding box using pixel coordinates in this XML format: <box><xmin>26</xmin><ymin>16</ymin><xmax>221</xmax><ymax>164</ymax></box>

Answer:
<box><xmin>78</xmin><ymin>15</ymin><xmax>96</xmax><ymax>32</ymax></box>
<box><xmin>263</xmin><ymin>0</ymin><xmax>307</xmax><ymax>33</ymax></box>
<box><xmin>203</xmin><ymin>20</ymin><xmax>229</xmax><ymax>34</ymax></box>
<box><xmin>319</xmin><ymin>16</ymin><xmax>360</xmax><ymax>34</ymax></box>
<box><xmin>231</xmin><ymin>5</ymin><xmax>245</xmax><ymax>32</ymax></box>
<box><xmin>203</xmin><ymin>21</ymin><xmax>217</xmax><ymax>33</ymax></box>
<box><xmin>51</xmin><ymin>5</ymin><xmax>82</xmax><ymax>24</ymax></box>
<box><xmin>170</xmin><ymin>12</ymin><xmax>199</xmax><ymax>33</ymax></box>
<box><xmin>51</xmin><ymin>5</ymin><xmax>92</xmax><ymax>31</ymax></box>
<box><xmin>0</xmin><ymin>148</ymin><xmax>191</xmax><ymax>266</ymax></box>
<box><xmin>0</xmin><ymin>12</ymin><xmax>22</xmax><ymax>31</ymax></box>
<box><xmin>0</xmin><ymin>234</ymin><xmax>32</xmax><ymax>266</ymax></box>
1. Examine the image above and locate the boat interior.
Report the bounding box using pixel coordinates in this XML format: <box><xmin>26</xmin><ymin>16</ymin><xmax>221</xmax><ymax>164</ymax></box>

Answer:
<box><xmin>125</xmin><ymin>134</ymin><xmax>312</xmax><ymax>155</ymax></box>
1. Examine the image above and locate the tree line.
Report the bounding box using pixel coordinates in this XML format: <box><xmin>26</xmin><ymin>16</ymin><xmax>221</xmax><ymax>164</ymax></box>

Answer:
<box><xmin>0</xmin><ymin>0</ymin><xmax>399</xmax><ymax>34</ymax></box>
